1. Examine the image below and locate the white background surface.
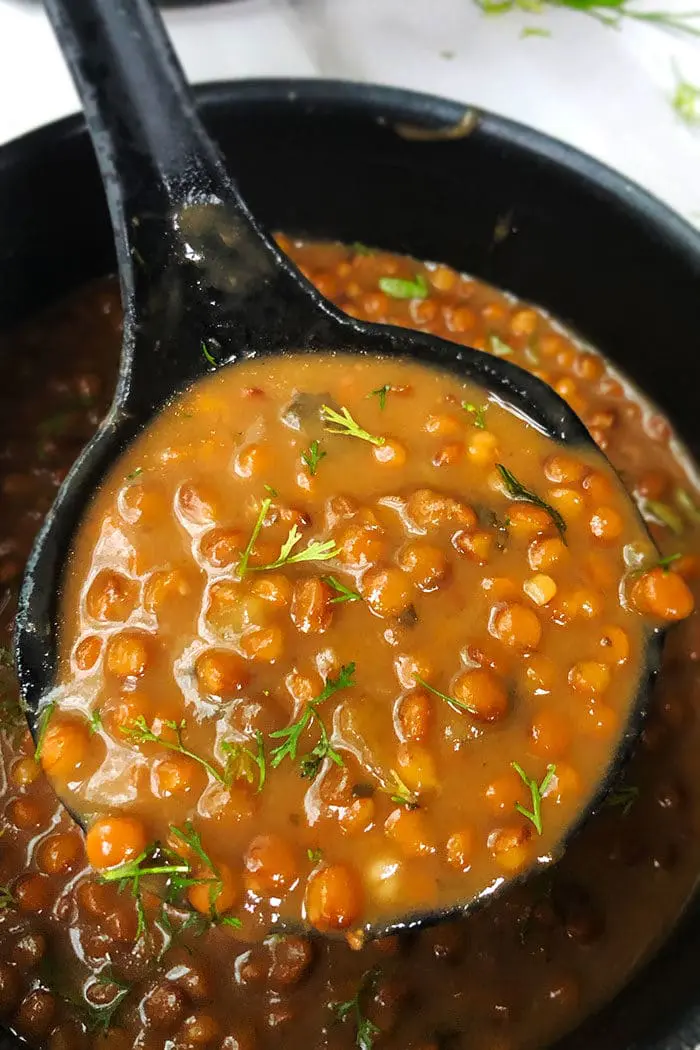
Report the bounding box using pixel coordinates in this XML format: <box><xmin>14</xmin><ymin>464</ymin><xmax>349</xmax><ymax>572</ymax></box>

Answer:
<box><xmin>0</xmin><ymin>0</ymin><xmax>699</xmax><ymax>227</ymax></box>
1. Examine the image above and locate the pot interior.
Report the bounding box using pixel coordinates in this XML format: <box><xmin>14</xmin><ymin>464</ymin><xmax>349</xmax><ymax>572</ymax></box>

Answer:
<box><xmin>1</xmin><ymin>79</ymin><xmax>700</xmax><ymax>1050</ymax></box>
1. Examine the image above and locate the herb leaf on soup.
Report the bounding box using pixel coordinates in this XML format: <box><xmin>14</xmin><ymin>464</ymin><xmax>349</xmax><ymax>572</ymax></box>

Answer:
<box><xmin>321</xmin><ymin>404</ymin><xmax>385</xmax><ymax>447</ymax></box>
<box><xmin>369</xmin><ymin>384</ymin><xmax>392</xmax><ymax>410</ymax></box>
<box><xmin>378</xmin><ymin>274</ymin><xmax>429</xmax><ymax>300</ymax></box>
<box><xmin>323</xmin><ymin>575</ymin><xmax>363</xmax><ymax>604</ymax></box>
<box><xmin>302</xmin><ymin>439</ymin><xmax>326</xmax><ymax>476</ymax></box>
<box><xmin>496</xmin><ymin>464</ymin><xmax>567</xmax><ymax>541</ymax></box>
<box><xmin>330</xmin><ymin>967</ymin><xmax>382</xmax><ymax>1050</ymax></box>
<box><xmin>512</xmin><ymin>761</ymin><xmax>557</xmax><ymax>835</ymax></box>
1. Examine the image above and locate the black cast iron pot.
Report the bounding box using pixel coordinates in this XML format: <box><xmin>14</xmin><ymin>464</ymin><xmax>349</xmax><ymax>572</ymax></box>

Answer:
<box><xmin>1</xmin><ymin>79</ymin><xmax>700</xmax><ymax>1050</ymax></box>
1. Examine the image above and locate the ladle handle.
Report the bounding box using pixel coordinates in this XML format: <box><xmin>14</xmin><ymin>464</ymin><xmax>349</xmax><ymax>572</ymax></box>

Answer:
<box><xmin>43</xmin><ymin>0</ymin><xmax>331</xmax><ymax>412</ymax></box>
<box><xmin>43</xmin><ymin>0</ymin><xmax>272</xmax><ymax>264</ymax></box>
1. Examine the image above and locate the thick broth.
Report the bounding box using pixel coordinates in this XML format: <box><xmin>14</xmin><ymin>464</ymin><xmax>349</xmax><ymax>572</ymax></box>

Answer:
<box><xmin>51</xmin><ymin>353</ymin><xmax>655</xmax><ymax>938</ymax></box>
<box><xmin>0</xmin><ymin>242</ymin><xmax>698</xmax><ymax>1050</ymax></box>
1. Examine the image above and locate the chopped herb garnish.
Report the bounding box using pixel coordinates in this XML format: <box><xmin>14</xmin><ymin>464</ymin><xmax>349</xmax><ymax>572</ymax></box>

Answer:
<box><xmin>512</xmin><ymin>761</ymin><xmax>556</xmax><ymax>836</ymax></box>
<box><xmin>307</xmin><ymin>847</ymin><xmax>323</xmax><ymax>863</ymax></box>
<box><xmin>368</xmin><ymin>384</ymin><xmax>392</xmax><ymax>410</ymax></box>
<box><xmin>489</xmin><ymin>333</ymin><xmax>514</xmax><ymax>356</ymax></box>
<box><xmin>330</xmin><ymin>967</ymin><xmax>382</xmax><ymax>1050</ymax></box>
<box><xmin>473</xmin><ymin>0</ymin><xmax>700</xmax><ymax>36</ymax></box>
<box><xmin>496</xmin><ymin>464</ymin><xmax>567</xmax><ymax>541</ymax></box>
<box><xmin>0</xmin><ymin>692</ymin><xmax>26</xmax><ymax>735</ymax></box>
<box><xmin>462</xmin><ymin>401</ymin><xmax>488</xmax><ymax>429</ymax></box>
<box><xmin>675</xmin><ymin>487</ymin><xmax>700</xmax><ymax>524</ymax></box>
<box><xmin>323</xmin><ymin>575</ymin><xmax>363</xmax><ymax>604</ymax></box>
<box><xmin>237</xmin><ymin>497</ymin><xmax>272</xmax><ymax>578</ymax></box>
<box><xmin>352</xmin><ymin>242</ymin><xmax>373</xmax><ymax>256</ymax></box>
<box><xmin>299</xmin><ymin>713</ymin><xmax>344</xmax><ymax>779</ymax></box>
<box><xmin>125</xmin><ymin>467</ymin><xmax>143</xmax><ymax>482</ymax></box>
<box><xmin>121</xmin><ymin>716</ymin><xmax>228</xmax><ymax>784</ymax></box>
<box><xmin>220</xmin><ymin>915</ymin><xmax>243</xmax><ymax>929</ymax></box>
<box><xmin>672</xmin><ymin>64</ymin><xmax>700</xmax><ymax>122</ymax></box>
<box><xmin>521</xmin><ymin>24</ymin><xmax>551</xmax><ymax>35</ymax></box>
<box><xmin>36</xmin><ymin>411</ymin><xmax>75</xmax><ymax>440</ymax></box>
<box><xmin>658</xmin><ymin>552</ymin><xmax>682</xmax><ymax>570</ymax></box>
<box><xmin>83</xmin><ymin>971</ymin><xmax>131</xmax><ymax>1031</ymax></box>
<box><xmin>99</xmin><ymin>843</ymin><xmax>190</xmax><ymax>940</ymax></box>
<box><xmin>387</xmin><ymin>769</ymin><xmax>420</xmax><ymax>809</ymax></box>
<box><xmin>321</xmin><ymin>405</ymin><xmax>385</xmax><ymax>447</ymax></box>
<box><xmin>378</xmin><ymin>274</ymin><xmax>429</xmax><ymax>300</ymax></box>
<box><xmin>0</xmin><ymin>649</ymin><xmax>27</xmax><ymax>736</ymax></box>
<box><xmin>301</xmin><ymin>439</ymin><xmax>327</xmax><ymax>476</ymax></box>
<box><xmin>269</xmin><ymin>663</ymin><xmax>355</xmax><ymax>771</ymax></box>
<box><xmin>34</xmin><ymin>698</ymin><xmax>57</xmax><ymax>763</ymax></box>
<box><xmin>264</xmin><ymin>484</ymin><xmax>279</xmax><ymax>497</ymax></box>
<box><xmin>640</xmin><ymin>498</ymin><xmax>684</xmax><ymax>535</ymax></box>
<box><xmin>0</xmin><ymin>885</ymin><xmax>16</xmax><ymax>910</ymax></box>
<box><xmin>88</xmin><ymin>708</ymin><xmax>103</xmax><ymax>735</ymax></box>
<box><xmin>414</xmin><ymin>675</ymin><xmax>478</xmax><ymax>716</ymax></box>
<box><xmin>603</xmin><ymin>784</ymin><xmax>639</xmax><ymax>816</ymax></box>
<box><xmin>221</xmin><ymin>731</ymin><xmax>266</xmax><ymax>792</ymax></box>
<box><xmin>168</xmin><ymin>820</ymin><xmax>229</xmax><ymax>919</ymax></box>
<box><xmin>246</xmin><ymin>523</ymin><xmax>339</xmax><ymax>574</ymax></box>
<box><xmin>201</xmin><ymin>341</ymin><xmax>217</xmax><ymax>365</ymax></box>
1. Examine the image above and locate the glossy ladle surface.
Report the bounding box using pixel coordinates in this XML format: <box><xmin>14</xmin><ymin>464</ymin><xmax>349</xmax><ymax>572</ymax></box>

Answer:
<box><xmin>14</xmin><ymin>0</ymin><xmax>661</xmax><ymax>940</ymax></box>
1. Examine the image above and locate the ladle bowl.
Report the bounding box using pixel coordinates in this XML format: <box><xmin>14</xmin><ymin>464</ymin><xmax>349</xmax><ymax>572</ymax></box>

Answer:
<box><xmin>14</xmin><ymin>0</ymin><xmax>664</xmax><ymax>941</ymax></box>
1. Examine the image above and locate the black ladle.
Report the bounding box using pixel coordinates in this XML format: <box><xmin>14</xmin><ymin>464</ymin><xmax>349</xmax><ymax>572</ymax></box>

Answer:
<box><xmin>15</xmin><ymin>0</ymin><xmax>661</xmax><ymax>940</ymax></box>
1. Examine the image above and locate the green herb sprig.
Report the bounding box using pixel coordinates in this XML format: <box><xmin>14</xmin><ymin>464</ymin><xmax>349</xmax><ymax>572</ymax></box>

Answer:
<box><xmin>299</xmin><ymin>713</ymin><xmax>344</xmax><ymax>780</ymax></box>
<box><xmin>201</xmin><ymin>341</ymin><xmax>217</xmax><ymax>365</ymax></box>
<box><xmin>237</xmin><ymin>497</ymin><xmax>272</xmax><ymax>578</ymax></box>
<box><xmin>246</xmin><ymin>523</ymin><xmax>339</xmax><ymax>574</ymax></box>
<box><xmin>323</xmin><ymin>575</ymin><xmax>363</xmax><ymax>604</ymax></box>
<box><xmin>603</xmin><ymin>784</ymin><xmax>639</xmax><ymax>817</ymax></box>
<box><xmin>640</xmin><ymin>498</ymin><xmax>684</xmax><ymax>535</ymax></box>
<box><xmin>168</xmin><ymin>821</ymin><xmax>229</xmax><ymax>920</ymax></box>
<box><xmin>489</xmin><ymin>334</ymin><xmax>514</xmax><ymax>356</ymax></box>
<box><xmin>99</xmin><ymin>844</ymin><xmax>190</xmax><ymax>940</ymax></box>
<box><xmin>221</xmin><ymin>731</ymin><xmax>266</xmax><ymax>793</ymax></box>
<box><xmin>302</xmin><ymin>440</ymin><xmax>326</xmax><ymax>476</ymax></box>
<box><xmin>0</xmin><ymin>885</ymin><xmax>16</xmax><ymax>910</ymax></box>
<box><xmin>378</xmin><ymin>274</ymin><xmax>429</xmax><ymax>300</ymax></box>
<box><xmin>368</xmin><ymin>384</ymin><xmax>392</xmax><ymax>410</ymax></box>
<box><xmin>675</xmin><ymin>487</ymin><xmax>700</xmax><ymax>525</ymax></box>
<box><xmin>414</xmin><ymin>675</ymin><xmax>478</xmax><ymax>716</ymax></box>
<box><xmin>387</xmin><ymin>769</ymin><xmax>420</xmax><ymax>810</ymax></box>
<box><xmin>512</xmin><ymin>761</ymin><xmax>557</xmax><ymax>835</ymax></box>
<box><xmin>462</xmin><ymin>401</ymin><xmax>488</xmax><ymax>428</ymax></box>
<box><xmin>121</xmin><ymin>716</ymin><xmax>228</xmax><ymax>784</ymax></box>
<box><xmin>0</xmin><ymin>648</ymin><xmax>27</xmax><ymax>737</ymax></box>
<box><xmin>330</xmin><ymin>967</ymin><xmax>382</xmax><ymax>1050</ymax></box>
<box><xmin>269</xmin><ymin>663</ymin><xmax>355</xmax><ymax>772</ymax></box>
<box><xmin>496</xmin><ymin>464</ymin><xmax>567</xmax><ymax>542</ymax></box>
<box><xmin>34</xmin><ymin>699</ymin><xmax>57</xmax><ymax>763</ymax></box>
<box><xmin>82</xmin><ymin>971</ymin><xmax>131</xmax><ymax>1031</ymax></box>
<box><xmin>474</xmin><ymin>0</ymin><xmax>700</xmax><ymax>37</ymax></box>
<box><xmin>88</xmin><ymin>709</ymin><xmax>103</xmax><ymax>736</ymax></box>
<box><xmin>321</xmin><ymin>405</ymin><xmax>385</xmax><ymax>447</ymax></box>
<box><xmin>672</xmin><ymin>65</ymin><xmax>700</xmax><ymax>122</ymax></box>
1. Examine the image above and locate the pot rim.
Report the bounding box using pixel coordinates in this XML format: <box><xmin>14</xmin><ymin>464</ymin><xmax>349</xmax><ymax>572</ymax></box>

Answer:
<box><xmin>1</xmin><ymin>76</ymin><xmax>699</xmax><ymax>265</ymax></box>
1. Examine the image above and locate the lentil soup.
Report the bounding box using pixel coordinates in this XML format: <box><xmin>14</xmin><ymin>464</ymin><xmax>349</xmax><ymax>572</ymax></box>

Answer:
<box><xmin>51</xmin><ymin>351</ymin><xmax>658</xmax><ymax>939</ymax></box>
<box><xmin>0</xmin><ymin>239</ymin><xmax>698</xmax><ymax>1050</ymax></box>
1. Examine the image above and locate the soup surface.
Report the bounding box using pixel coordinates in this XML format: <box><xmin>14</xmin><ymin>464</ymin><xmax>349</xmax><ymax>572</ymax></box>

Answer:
<box><xmin>0</xmin><ymin>239</ymin><xmax>699</xmax><ymax>1050</ymax></box>
<box><xmin>50</xmin><ymin>353</ymin><xmax>660</xmax><ymax>938</ymax></box>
